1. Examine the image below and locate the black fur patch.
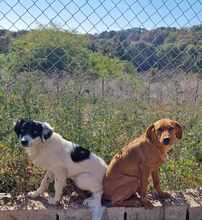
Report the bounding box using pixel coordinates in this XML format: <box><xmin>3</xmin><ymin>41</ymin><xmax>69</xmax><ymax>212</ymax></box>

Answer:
<box><xmin>14</xmin><ymin>119</ymin><xmax>43</xmax><ymax>139</ymax></box>
<box><xmin>43</xmin><ymin>129</ymin><xmax>53</xmax><ymax>140</ymax></box>
<box><xmin>70</xmin><ymin>144</ymin><xmax>90</xmax><ymax>162</ymax></box>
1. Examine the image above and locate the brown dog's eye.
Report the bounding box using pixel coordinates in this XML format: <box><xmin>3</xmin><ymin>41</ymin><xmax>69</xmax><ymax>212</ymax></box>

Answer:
<box><xmin>168</xmin><ymin>126</ymin><xmax>174</xmax><ymax>132</ymax></box>
<box><xmin>158</xmin><ymin>127</ymin><xmax>163</xmax><ymax>132</ymax></box>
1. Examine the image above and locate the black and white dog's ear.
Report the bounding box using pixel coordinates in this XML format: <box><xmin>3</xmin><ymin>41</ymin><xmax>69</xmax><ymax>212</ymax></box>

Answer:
<box><xmin>41</xmin><ymin>122</ymin><xmax>53</xmax><ymax>141</ymax></box>
<box><xmin>14</xmin><ymin>118</ymin><xmax>25</xmax><ymax>137</ymax></box>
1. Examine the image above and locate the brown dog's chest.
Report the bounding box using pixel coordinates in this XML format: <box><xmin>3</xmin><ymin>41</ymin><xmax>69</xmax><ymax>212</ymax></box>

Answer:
<box><xmin>143</xmin><ymin>159</ymin><xmax>164</xmax><ymax>172</ymax></box>
<box><xmin>144</xmin><ymin>149</ymin><xmax>166</xmax><ymax>171</ymax></box>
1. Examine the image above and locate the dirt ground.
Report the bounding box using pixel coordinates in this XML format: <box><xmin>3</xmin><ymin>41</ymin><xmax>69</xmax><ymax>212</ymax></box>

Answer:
<box><xmin>0</xmin><ymin>188</ymin><xmax>201</xmax><ymax>210</ymax></box>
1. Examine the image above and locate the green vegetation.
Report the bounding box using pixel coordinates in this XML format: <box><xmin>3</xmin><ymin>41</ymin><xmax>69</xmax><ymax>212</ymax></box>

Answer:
<box><xmin>89</xmin><ymin>52</ymin><xmax>125</xmax><ymax>79</ymax></box>
<box><xmin>90</xmin><ymin>25</ymin><xmax>202</xmax><ymax>73</ymax></box>
<box><xmin>6</xmin><ymin>30</ymin><xmax>89</xmax><ymax>74</ymax></box>
<box><xmin>0</xmin><ymin>29</ymin><xmax>132</xmax><ymax>80</ymax></box>
<box><xmin>1</xmin><ymin>25</ymin><xmax>202</xmax><ymax>74</ymax></box>
<box><xmin>0</xmin><ymin>28</ymin><xmax>201</xmax><ymax>198</ymax></box>
<box><xmin>0</xmin><ymin>73</ymin><xmax>201</xmax><ymax>195</ymax></box>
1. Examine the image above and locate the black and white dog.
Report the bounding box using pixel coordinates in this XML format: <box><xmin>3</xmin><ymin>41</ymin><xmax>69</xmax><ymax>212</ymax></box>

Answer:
<box><xmin>14</xmin><ymin>119</ymin><xmax>107</xmax><ymax>220</ymax></box>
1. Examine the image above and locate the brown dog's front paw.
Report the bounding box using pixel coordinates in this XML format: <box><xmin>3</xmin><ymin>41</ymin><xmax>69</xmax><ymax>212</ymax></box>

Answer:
<box><xmin>157</xmin><ymin>191</ymin><xmax>171</xmax><ymax>199</ymax></box>
<box><xmin>141</xmin><ymin>198</ymin><xmax>154</xmax><ymax>209</ymax></box>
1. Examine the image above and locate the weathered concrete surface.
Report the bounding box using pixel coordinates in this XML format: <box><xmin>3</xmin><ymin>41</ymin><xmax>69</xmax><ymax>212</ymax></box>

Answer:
<box><xmin>164</xmin><ymin>206</ymin><xmax>187</xmax><ymax>220</ymax></box>
<box><xmin>103</xmin><ymin>207</ymin><xmax>125</xmax><ymax>220</ymax></box>
<box><xmin>125</xmin><ymin>206</ymin><xmax>187</xmax><ymax>220</ymax></box>
<box><xmin>126</xmin><ymin>207</ymin><xmax>164</xmax><ymax>220</ymax></box>
<box><xmin>59</xmin><ymin>208</ymin><xmax>91</xmax><ymax>220</ymax></box>
<box><xmin>0</xmin><ymin>210</ymin><xmax>56</xmax><ymax>220</ymax></box>
<box><xmin>189</xmin><ymin>207</ymin><xmax>202</xmax><ymax>220</ymax></box>
<box><xmin>184</xmin><ymin>188</ymin><xmax>202</xmax><ymax>220</ymax></box>
<box><xmin>0</xmin><ymin>206</ymin><xmax>189</xmax><ymax>220</ymax></box>
<box><xmin>59</xmin><ymin>207</ymin><xmax>125</xmax><ymax>220</ymax></box>
<box><xmin>0</xmin><ymin>206</ymin><xmax>201</xmax><ymax>220</ymax></box>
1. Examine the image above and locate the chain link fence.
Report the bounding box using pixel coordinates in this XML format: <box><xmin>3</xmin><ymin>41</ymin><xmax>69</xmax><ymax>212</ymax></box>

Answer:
<box><xmin>0</xmin><ymin>0</ymin><xmax>202</xmax><ymax>206</ymax></box>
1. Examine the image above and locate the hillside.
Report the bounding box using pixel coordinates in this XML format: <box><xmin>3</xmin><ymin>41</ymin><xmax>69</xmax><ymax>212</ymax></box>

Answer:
<box><xmin>0</xmin><ymin>25</ymin><xmax>202</xmax><ymax>75</ymax></box>
<box><xmin>89</xmin><ymin>25</ymin><xmax>202</xmax><ymax>73</ymax></box>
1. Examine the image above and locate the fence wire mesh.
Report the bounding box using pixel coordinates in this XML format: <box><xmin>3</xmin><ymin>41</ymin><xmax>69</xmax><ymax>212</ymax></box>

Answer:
<box><xmin>0</xmin><ymin>0</ymin><xmax>202</xmax><ymax>204</ymax></box>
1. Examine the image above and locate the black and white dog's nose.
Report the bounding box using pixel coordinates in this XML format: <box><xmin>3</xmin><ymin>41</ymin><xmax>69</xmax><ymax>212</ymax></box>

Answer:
<box><xmin>21</xmin><ymin>139</ymin><xmax>29</xmax><ymax>146</ymax></box>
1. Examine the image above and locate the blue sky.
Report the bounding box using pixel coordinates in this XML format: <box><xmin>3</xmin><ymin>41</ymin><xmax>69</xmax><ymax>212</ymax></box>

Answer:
<box><xmin>0</xmin><ymin>0</ymin><xmax>201</xmax><ymax>33</ymax></box>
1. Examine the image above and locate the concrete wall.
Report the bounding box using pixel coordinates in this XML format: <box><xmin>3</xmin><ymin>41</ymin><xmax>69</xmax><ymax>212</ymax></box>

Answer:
<box><xmin>0</xmin><ymin>205</ymin><xmax>201</xmax><ymax>220</ymax></box>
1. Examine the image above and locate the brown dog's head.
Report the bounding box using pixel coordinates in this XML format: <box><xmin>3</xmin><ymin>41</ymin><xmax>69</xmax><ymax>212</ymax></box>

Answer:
<box><xmin>146</xmin><ymin>119</ymin><xmax>182</xmax><ymax>151</ymax></box>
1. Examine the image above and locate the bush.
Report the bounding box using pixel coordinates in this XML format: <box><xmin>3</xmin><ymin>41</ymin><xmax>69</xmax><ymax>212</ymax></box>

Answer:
<box><xmin>6</xmin><ymin>29</ymin><xmax>89</xmax><ymax>74</ymax></box>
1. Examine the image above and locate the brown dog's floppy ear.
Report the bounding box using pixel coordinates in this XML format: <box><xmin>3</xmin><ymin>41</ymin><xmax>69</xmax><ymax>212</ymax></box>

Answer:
<box><xmin>174</xmin><ymin>121</ymin><xmax>182</xmax><ymax>139</ymax></box>
<box><xmin>146</xmin><ymin>124</ymin><xmax>155</xmax><ymax>143</ymax></box>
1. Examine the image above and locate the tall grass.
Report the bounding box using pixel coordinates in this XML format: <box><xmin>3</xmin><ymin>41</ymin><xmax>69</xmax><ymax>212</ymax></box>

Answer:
<box><xmin>0</xmin><ymin>72</ymin><xmax>201</xmax><ymax>196</ymax></box>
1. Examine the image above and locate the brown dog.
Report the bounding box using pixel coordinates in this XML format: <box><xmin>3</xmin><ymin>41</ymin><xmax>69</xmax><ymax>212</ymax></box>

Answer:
<box><xmin>103</xmin><ymin>119</ymin><xmax>182</xmax><ymax>207</ymax></box>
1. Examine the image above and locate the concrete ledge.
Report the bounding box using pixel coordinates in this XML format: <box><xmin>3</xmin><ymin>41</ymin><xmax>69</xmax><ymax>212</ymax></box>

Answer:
<box><xmin>0</xmin><ymin>205</ymin><xmax>201</xmax><ymax>220</ymax></box>
<box><xmin>125</xmin><ymin>206</ymin><xmax>188</xmax><ymax>220</ymax></box>
<box><xmin>0</xmin><ymin>210</ymin><xmax>56</xmax><ymax>220</ymax></box>
<box><xmin>189</xmin><ymin>206</ymin><xmax>202</xmax><ymax>220</ymax></box>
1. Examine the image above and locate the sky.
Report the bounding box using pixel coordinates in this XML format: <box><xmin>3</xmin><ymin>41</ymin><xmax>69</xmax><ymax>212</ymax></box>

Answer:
<box><xmin>0</xmin><ymin>0</ymin><xmax>201</xmax><ymax>34</ymax></box>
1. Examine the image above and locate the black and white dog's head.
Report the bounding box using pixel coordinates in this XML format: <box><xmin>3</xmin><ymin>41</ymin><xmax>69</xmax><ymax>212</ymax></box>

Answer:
<box><xmin>14</xmin><ymin>119</ymin><xmax>53</xmax><ymax>147</ymax></box>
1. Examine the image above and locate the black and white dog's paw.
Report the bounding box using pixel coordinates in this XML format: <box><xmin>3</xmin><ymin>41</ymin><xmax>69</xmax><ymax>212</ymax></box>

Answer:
<box><xmin>83</xmin><ymin>197</ymin><xmax>95</xmax><ymax>209</ymax></box>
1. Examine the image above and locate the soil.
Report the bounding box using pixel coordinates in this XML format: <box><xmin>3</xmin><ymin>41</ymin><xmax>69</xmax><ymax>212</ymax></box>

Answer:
<box><xmin>0</xmin><ymin>188</ymin><xmax>201</xmax><ymax>210</ymax></box>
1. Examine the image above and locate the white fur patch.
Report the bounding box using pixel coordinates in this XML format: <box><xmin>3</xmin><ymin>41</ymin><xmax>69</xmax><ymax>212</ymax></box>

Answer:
<box><xmin>25</xmin><ymin>130</ymin><xmax>107</xmax><ymax>220</ymax></box>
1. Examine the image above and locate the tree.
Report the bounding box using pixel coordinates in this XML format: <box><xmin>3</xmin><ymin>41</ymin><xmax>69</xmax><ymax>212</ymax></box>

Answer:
<box><xmin>127</xmin><ymin>43</ymin><xmax>157</xmax><ymax>71</ymax></box>
<box><xmin>6</xmin><ymin>29</ymin><xmax>89</xmax><ymax>75</ymax></box>
<box><xmin>89</xmin><ymin>52</ymin><xmax>125</xmax><ymax>96</ymax></box>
